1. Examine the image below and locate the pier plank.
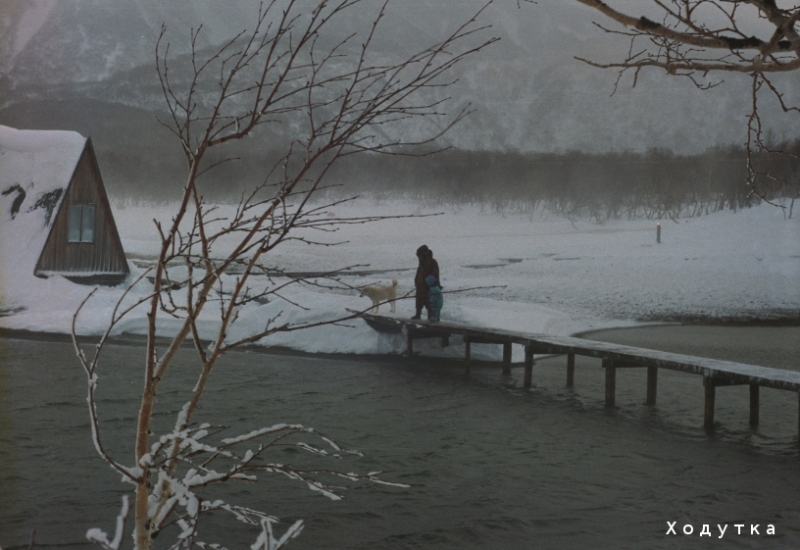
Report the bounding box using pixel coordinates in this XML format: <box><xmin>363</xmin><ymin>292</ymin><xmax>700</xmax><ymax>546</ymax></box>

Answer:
<box><xmin>359</xmin><ymin>313</ymin><xmax>800</xmax><ymax>392</ymax></box>
<box><xmin>358</xmin><ymin>313</ymin><xmax>800</xmax><ymax>436</ymax></box>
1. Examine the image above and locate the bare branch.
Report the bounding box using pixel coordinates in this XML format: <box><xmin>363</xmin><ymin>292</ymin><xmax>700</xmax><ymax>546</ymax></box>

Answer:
<box><xmin>81</xmin><ymin>2</ymin><xmax>496</xmax><ymax>547</ymax></box>
<box><xmin>568</xmin><ymin>0</ymin><xmax>800</xmax><ymax>204</ymax></box>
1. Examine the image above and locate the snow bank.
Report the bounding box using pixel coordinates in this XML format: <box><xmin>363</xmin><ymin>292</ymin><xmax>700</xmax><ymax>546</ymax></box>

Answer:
<box><xmin>1</xmin><ymin>199</ymin><xmax>798</xmax><ymax>360</ymax></box>
<box><xmin>0</xmin><ymin>125</ymin><xmax>87</xmax><ymax>308</ymax></box>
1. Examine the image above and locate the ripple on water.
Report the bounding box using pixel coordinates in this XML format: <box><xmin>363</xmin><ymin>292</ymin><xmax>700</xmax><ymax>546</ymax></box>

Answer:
<box><xmin>1</xmin><ymin>331</ymin><xmax>799</xmax><ymax>548</ymax></box>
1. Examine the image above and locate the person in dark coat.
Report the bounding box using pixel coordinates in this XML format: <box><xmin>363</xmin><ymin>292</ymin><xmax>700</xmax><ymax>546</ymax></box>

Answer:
<box><xmin>413</xmin><ymin>244</ymin><xmax>439</xmax><ymax>319</ymax></box>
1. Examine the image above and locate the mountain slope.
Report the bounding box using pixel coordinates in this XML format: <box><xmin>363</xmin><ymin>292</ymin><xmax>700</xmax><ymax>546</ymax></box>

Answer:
<box><xmin>2</xmin><ymin>0</ymin><xmax>798</xmax><ymax>156</ymax></box>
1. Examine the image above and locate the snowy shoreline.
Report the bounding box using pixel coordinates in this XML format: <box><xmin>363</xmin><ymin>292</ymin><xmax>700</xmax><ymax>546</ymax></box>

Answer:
<box><xmin>2</xmin><ymin>200</ymin><xmax>798</xmax><ymax>360</ymax></box>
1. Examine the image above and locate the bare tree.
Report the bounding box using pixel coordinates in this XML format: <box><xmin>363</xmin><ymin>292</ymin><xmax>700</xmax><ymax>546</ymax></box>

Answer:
<box><xmin>71</xmin><ymin>1</ymin><xmax>496</xmax><ymax>548</ymax></box>
<box><xmin>569</xmin><ymin>0</ymin><xmax>800</xmax><ymax>214</ymax></box>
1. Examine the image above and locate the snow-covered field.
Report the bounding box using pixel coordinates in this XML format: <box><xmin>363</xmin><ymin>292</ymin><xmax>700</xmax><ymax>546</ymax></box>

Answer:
<box><xmin>1</xmin><ymin>200</ymin><xmax>798</xmax><ymax>360</ymax></box>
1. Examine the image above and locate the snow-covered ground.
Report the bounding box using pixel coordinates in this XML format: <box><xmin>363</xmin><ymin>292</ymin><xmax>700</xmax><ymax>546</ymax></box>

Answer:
<box><xmin>1</xmin><ymin>200</ymin><xmax>798</xmax><ymax>360</ymax></box>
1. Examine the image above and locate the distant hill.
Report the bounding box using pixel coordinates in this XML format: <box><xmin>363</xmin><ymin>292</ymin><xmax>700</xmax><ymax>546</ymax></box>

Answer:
<box><xmin>2</xmin><ymin>0</ymin><xmax>799</xmax><ymax>192</ymax></box>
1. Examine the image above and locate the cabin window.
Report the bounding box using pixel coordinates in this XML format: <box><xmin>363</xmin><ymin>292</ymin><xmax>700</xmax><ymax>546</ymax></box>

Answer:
<box><xmin>68</xmin><ymin>204</ymin><xmax>95</xmax><ymax>243</ymax></box>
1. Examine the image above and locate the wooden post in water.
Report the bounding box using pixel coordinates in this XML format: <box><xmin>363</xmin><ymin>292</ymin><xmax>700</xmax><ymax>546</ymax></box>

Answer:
<box><xmin>704</xmin><ymin>377</ymin><xmax>716</xmax><ymax>431</ymax></box>
<box><xmin>502</xmin><ymin>342</ymin><xmax>512</xmax><ymax>375</ymax></box>
<box><xmin>464</xmin><ymin>335</ymin><xmax>471</xmax><ymax>375</ymax></box>
<box><xmin>566</xmin><ymin>353</ymin><xmax>575</xmax><ymax>387</ymax></box>
<box><xmin>604</xmin><ymin>359</ymin><xmax>615</xmax><ymax>408</ymax></box>
<box><xmin>749</xmin><ymin>384</ymin><xmax>759</xmax><ymax>426</ymax></box>
<box><xmin>524</xmin><ymin>345</ymin><xmax>534</xmax><ymax>389</ymax></box>
<box><xmin>646</xmin><ymin>366</ymin><xmax>658</xmax><ymax>406</ymax></box>
<box><xmin>406</xmin><ymin>329</ymin><xmax>414</xmax><ymax>356</ymax></box>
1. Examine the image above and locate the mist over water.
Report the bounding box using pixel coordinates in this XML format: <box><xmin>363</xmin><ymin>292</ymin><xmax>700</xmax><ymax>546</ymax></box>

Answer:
<box><xmin>1</xmin><ymin>327</ymin><xmax>799</xmax><ymax>549</ymax></box>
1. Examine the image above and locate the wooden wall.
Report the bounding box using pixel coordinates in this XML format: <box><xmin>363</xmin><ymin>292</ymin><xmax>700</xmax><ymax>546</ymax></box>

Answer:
<box><xmin>35</xmin><ymin>140</ymin><xmax>129</xmax><ymax>278</ymax></box>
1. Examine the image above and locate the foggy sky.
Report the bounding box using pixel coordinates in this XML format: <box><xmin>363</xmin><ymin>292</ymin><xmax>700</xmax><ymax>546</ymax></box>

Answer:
<box><xmin>2</xmin><ymin>0</ymin><xmax>799</xmax><ymax>154</ymax></box>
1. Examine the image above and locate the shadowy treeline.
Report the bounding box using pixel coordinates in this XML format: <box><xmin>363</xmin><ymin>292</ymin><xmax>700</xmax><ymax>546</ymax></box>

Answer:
<box><xmin>318</xmin><ymin>147</ymin><xmax>798</xmax><ymax>221</ymax></box>
<box><xmin>113</xmin><ymin>145</ymin><xmax>799</xmax><ymax>222</ymax></box>
<box><xmin>3</xmin><ymin>99</ymin><xmax>797</xmax><ymax>221</ymax></box>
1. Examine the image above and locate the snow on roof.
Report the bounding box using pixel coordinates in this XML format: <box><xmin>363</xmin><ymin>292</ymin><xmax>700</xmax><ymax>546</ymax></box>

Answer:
<box><xmin>0</xmin><ymin>125</ymin><xmax>88</xmax><ymax>301</ymax></box>
<box><xmin>0</xmin><ymin>124</ymin><xmax>87</xmax><ymax>197</ymax></box>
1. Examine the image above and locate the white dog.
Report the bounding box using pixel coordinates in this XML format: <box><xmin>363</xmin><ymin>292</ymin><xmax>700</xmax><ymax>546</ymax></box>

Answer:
<box><xmin>359</xmin><ymin>279</ymin><xmax>398</xmax><ymax>313</ymax></box>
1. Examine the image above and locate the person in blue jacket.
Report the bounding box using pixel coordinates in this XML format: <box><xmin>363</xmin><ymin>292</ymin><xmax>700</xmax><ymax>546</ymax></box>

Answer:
<box><xmin>425</xmin><ymin>274</ymin><xmax>443</xmax><ymax>322</ymax></box>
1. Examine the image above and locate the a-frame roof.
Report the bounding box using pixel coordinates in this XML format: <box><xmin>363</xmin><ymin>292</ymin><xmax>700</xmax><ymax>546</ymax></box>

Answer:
<box><xmin>0</xmin><ymin>125</ymin><xmax>88</xmax><ymax>281</ymax></box>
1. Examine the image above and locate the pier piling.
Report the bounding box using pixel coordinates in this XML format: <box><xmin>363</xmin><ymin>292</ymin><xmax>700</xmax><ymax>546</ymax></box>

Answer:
<box><xmin>604</xmin><ymin>359</ymin><xmax>616</xmax><ymax>408</ymax></box>
<box><xmin>750</xmin><ymin>384</ymin><xmax>759</xmax><ymax>426</ymax></box>
<box><xmin>524</xmin><ymin>345</ymin><xmax>534</xmax><ymax>388</ymax></box>
<box><xmin>502</xmin><ymin>342</ymin><xmax>512</xmax><ymax>376</ymax></box>
<box><xmin>704</xmin><ymin>377</ymin><xmax>716</xmax><ymax>431</ymax></box>
<box><xmin>464</xmin><ymin>336</ymin><xmax>471</xmax><ymax>375</ymax></box>
<box><xmin>566</xmin><ymin>353</ymin><xmax>575</xmax><ymax>387</ymax></box>
<box><xmin>647</xmin><ymin>366</ymin><xmax>658</xmax><ymax>406</ymax></box>
<box><xmin>359</xmin><ymin>313</ymin><xmax>800</xmax><ymax>439</ymax></box>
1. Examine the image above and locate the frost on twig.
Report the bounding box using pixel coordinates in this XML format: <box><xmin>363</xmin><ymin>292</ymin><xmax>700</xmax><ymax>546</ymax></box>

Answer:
<box><xmin>78</xmin><ymin>0</ymin><xmax>493</xmax><ymax>547</ymax></box>
<box><xmin>251</xmin><ymin>518</ymin><xmax>304</xmax><ymax>550</ymax></box>
<box><xmin>85</xmin><ymin>414</ymin><xmax>407</xmax><ymax>548</ymax></box>
<box><xmin>86</xmin><ymin>496</ymin><xmax>129</xmax><ymax>550</ymax></box>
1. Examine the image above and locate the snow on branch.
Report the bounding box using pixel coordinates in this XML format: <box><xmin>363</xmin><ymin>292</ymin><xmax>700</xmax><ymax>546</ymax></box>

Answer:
<box><xmin>86</xmin><ymin>496</ymin><xmax>129</xmax><ymax>550</ymax></box>
<box><xmin>78</xmin><ymin>1</ymin><xmax>495</xmax><ymax>547</ymax></box>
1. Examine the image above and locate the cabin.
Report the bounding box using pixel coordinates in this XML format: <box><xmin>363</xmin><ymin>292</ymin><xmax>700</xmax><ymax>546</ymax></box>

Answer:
<box><xmin>0</xmin><ymin>125</ymin><xmax>129</xmax><ymax>285</ymax></box>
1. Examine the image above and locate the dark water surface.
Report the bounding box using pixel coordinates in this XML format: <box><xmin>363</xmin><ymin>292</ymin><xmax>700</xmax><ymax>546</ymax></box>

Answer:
<box><xmin>1</xmin><ymin>327</ymin><xmax>799</xmax><ymax>549</ymax></box>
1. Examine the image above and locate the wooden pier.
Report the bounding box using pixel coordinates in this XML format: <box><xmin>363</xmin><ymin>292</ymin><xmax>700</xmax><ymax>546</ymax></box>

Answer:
<box><xmin>360</xmin><ymin>313</ymin><xmax>800</xmax><ymax>436</ymax></box>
